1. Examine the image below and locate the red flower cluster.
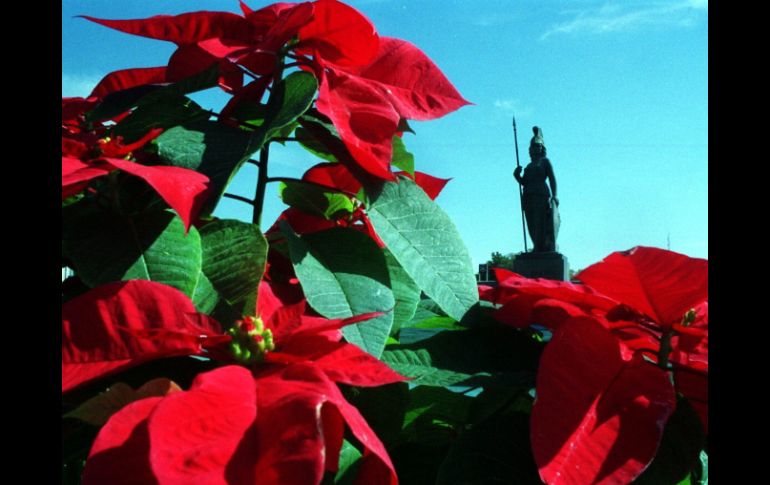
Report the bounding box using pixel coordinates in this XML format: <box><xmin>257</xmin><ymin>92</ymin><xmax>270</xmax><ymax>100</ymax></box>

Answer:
<box><xmin>63</xmin><ymin>279</ymin><xmax>405</xmax><ymax>484</ymax></box>
<box><xmin>82</xmin><ymin>0</ymin><xmax>469</xmax><ymax>181</ymax></box>
<box><xmin>61</xmin><ymin>68</ymin><xmax>211</xmax><ymax>231</ymax></box>
<box><xmin>480</xmin><ymin>246</ymin><xmax>708</xmax><ymax>485</ymax></box>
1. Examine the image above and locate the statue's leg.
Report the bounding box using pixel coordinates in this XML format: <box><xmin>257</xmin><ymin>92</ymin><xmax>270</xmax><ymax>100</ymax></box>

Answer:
<box><xmin>527</xmin><ymin>197</ymin><xmax>547</xmax><ymax>252</ymax></box>
<box><xmin>523</xmin><ymin>199</ymin><xmax>538</xmax><ymax>252</ymax></box>
<box><xmin>544</xmin><ymin>206</ymin><xmax>555</xmax><ymax>252</ymax></box>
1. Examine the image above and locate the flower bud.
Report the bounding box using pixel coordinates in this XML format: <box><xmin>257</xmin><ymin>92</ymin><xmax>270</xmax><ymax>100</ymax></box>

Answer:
<box><xmin>228</xmin><ymin>315</ymin><xmax>275</xmax><ymax>366</ymax></box>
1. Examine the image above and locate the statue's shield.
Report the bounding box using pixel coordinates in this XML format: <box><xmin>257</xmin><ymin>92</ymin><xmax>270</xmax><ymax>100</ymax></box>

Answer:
<box><xmin>551</xmin><ymin>200</ymin><xmax>560</xmax><ymax>242</ymax></box>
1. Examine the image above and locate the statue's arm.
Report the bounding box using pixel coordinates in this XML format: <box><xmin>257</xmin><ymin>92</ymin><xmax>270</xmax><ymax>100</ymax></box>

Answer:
<box><xmin>513</xmin><ymin>166</ymin><xmax>523</xmax><ymax>184</ymax></box>
<box><xmin>545</xmin><ymin>160</ymin><xmax>558</xmax><ymax>202</ymax></box>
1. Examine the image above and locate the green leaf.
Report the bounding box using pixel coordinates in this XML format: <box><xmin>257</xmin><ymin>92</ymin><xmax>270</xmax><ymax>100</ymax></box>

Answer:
<box><xmin>282</xmin><ymin>224</ymin><xmax>395</xmax><ymax>357</ymax></box>
<box><xmin>296</xmin><ymin>126</ymin><xmax>338</xmax><ymax>162</ymax></box>
<box><xmin>435</xmin><ymin>410</ymin><xmax>542</xmax><ymax>485</ymax></box>
<box><xmin>62</xmin><ymin>205</ymin><xmax>202</xmax><ymax>297</ymax></box>
<box><xmin>367</xmin><ymin>176</ymin><xmax>478</xmax><ymax>321</ymax></box>
<box><xmin>86</xmin><ymin>84</ymin><xmax>162</xmax><ymax>123</ymax></box>
<box><xmin>276</xmin><ymin>120</ymin><xmax>300</xmax><ymax>141</ymax></box>
<box><xmin>87</xmin><ymin>65</ymin><xmax>219</xmax><ymax>123</ymax></box>
<box><xmin>634</xmin><ymin>397</ymin><xmax>706</xmax><ymax>485</ymax></box>
<box><xmin>391</xmin><ymin>136</ymin><xmax>414</xmax><ymax>176</ymax></box>
<box><xmin>199</xmin><ymin>220</ymin><xmax>268</xmax><ymax>317</ymax></box>
<box><xmin>228</xmin><ymin>102</ymin><xmax>267</xmax><ymax>128</ymax></box>
<box><xmin>191</xmin><ymin>272</ymin><xmax>220</xmax><ymax>314</ymax></box>
<box><xmin>334</xmin><ymin>440</ymin><xmax>362</xmax><ymax>485</ymax></box>
<box><xmin>397</xmin><ymin>118</ymin><xmax>415</xmax><ymax>134</ymax></box>
<box><xmin>112</xmin><ymin>96</ymin><xmax>209</xmax><ymax>143</ymax></box>
<box><xmin>381</xmin><ymin>325</ymin><xmax>542</xmax><ymax>388</ymax></box>
<box><xmin>417</xmin><ymin>296</ymin><xmax>449</xmax><ymax>316</ymax></box>
<box><xmin>341</xmin><ymin>383</ymin><xmax>409</xmax><ymax>448</ymax></box>
<box><xmin>383</xmin><ymin>248</ymin><xmax>421</xmax><ymax>336</ymax></box>
<box><xmin>691</xmin><ymin>450</ymin><xmax>707</xmax><ymax>485</ymax></box>
<box><xmin>403</xmin><ymin>386</ymin><xmax>473</xmax><ymax>434</ymax></box>
<box><xmin>406</xmin><ymin>317</ymin><xmax>464</xmax><ymax>330</ymax></box>
<box><xmin>402</xmin><ymin>299</ymin><xmax>459</xmax><ymax>330</ymax></box>
<box><xmin>253</xmin><ymin>71</ymin><xmax>318</xmax><ymax>148</ymax></box>
<box><xmin>155</xmin><ymin>120</ymin><xmax>261</xmax><ymax>215</ymax></box>
<box><xmin>381</xmin><ymin>348</ymin><xmax>479</xmax><ymax>387</ymax></box>
<box><xmin>278</xmin><ymin>180</ymin><xmax>355</xmax><ymax>219</ymax></box>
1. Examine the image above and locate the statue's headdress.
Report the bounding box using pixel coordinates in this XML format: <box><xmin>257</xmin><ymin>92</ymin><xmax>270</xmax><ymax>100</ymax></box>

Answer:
<box><xmin>530</xmin><ymin>126</ymin><xmax>545</xmax><ymax>150</ymax></box>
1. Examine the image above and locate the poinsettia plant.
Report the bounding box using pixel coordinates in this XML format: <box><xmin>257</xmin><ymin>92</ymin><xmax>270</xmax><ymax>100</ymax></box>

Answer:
<box><xmin>62</xmin><ymin>1</ymin><xmax>707</xmax><ymax>484</ymax></box>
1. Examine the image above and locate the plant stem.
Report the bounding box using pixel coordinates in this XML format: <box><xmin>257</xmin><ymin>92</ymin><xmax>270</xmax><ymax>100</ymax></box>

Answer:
<box><xmin>253</xmin><ymin>145</ymin><xmax>269</xmax><ymax>227</ymax></box>
<box><xmin>235</xmin><ymin>64</ymin><xmax>262</xmax><ymax>82</ymax></box>
<box><xmin>657</xmin><ymin>328</ymin><xmax>675</xmax><ymax>370</ymax></box>
<box><xmin>223</xmin><ymin>193</ymin><xmax>255</xmax><ymax>206</ymax></box>
<box><xmin>250</xmin><ymin>48</ymin><xmax>287</xmax><ymax>228</ymax></box>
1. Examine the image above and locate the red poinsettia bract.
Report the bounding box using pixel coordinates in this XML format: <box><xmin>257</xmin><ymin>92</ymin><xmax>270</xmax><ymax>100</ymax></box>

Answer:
<box><xmin>82</xmin><ymin>364</ymin><xmax>397</xmax><ymax>485</ymax></box>
<box><xmin>82</xmin><ymin>0</ymin><xmax>469</xmax><ymax>181</ymax></box>
<box><xmin>480</xmin><ymin>247</ymin><xmax>707</xmax><ymax>485</ymax></box>
<box><xmin>63</xmin><ymin>279</ymin><xmax>403</xmax><ymax>484</ymax></box>
<box><xmin>62</xmin><ymin>80</ymin><xmax>212</xmax><ymax>231</ymax></box>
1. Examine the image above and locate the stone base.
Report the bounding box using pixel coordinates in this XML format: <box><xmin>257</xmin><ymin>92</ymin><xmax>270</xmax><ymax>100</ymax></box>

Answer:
<box><xmin>512</xmin><ymin>252</ymin><xmax>570</xmax><ymax>281</ymax></box>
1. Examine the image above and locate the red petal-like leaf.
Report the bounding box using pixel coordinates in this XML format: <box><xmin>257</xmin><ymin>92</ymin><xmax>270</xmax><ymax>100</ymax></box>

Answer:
<box><xmin>63</xmin><ymin>96</ymin><xmax>99</xmax><ymax>125</ymax></box>
<box><xmin>254</xmin><ymin>363</ymin><xmax>397</xmax><ymax>485</ymax></box>
<box><xmin>577</xmin><ymin>247</ymin><xmax>708</xmax><ymax>328</ymax></box>
<box><xmin>62</xmin><ymin>280</ymin><xmax>221</xmax><ymax>393</ymax></box>
<box><xmin>102</xmin><ymin>157</ymin><xmax>211</xmax><ymax>231</ymax></box>
<box><xmin>220</xmin><ymin>77</ymin><xmax>271</xmax><ymax>123</ymax></box>
<box><xmin>267</xmin><ymin>207</ymin><xmax>339</xmax><ymax>237</ymax></box>
<box><xmin>531</xmin><ymin>316</ymin><xmax>676</xmax><ymax>485</ymax></box>
<box><xmin>303</xmin><ymin>162</ymin><xmax>362</xmax><ymax>196</ymax></box>
<box><xmin>353</xmin><ymin>210</ymin><xmax>386</xmax><ymax>248</ymax></box>
<box><xmin>167</xmin><ymin>44</ymin><xmax>244</xmax><ymax>92</ymax></box>
<box><xmin>397</xmin><ymin>171</ymin><xmax>451</xmax><ymax>200</ymax></box>
<box><xmin>196</xmin><ymin>37</ymin><xmax>250</xmax><ymax>59</ymax></box>
<box><xmin>478</xmin><ymin>284</ymin><xmax>495</xmax><ymax>301</ymax></box>
<box><xmin>531</xmin><ymin>298</ymin><xmax>594</xmax><ymax>330</ymax></box>
<box><xmin>316</xmin><ymin>68</ymin><xmax>399</xmax><ymax>180</ymax></box>
<box><xmin>82</xmin><ymin>12</ymin><xmax>255</xmax><ymax>45</ymax></box>
<box><xmin>255</xmin><ymin>280</ymin><xmax>386</xmax><ymax>352</ymax></box>
<box><xmin>244</xmin><ymin>2</ymin><xmax>306</xmax><ymax>34</ymax></box>
<box><xmin>256</xmin><ymin>279</ymin><xmax>313</xmax><ymax>342</ymax></box>
<box><xmin>672</xmin><ymin>362</ymin><xmax>708</xmax><ymax>433</ymax></box>
<box><xmin>90</xmin><ymin>66</ymin><xmax>168</xmax><ymax>99</ymax></box>
<box><xmin>62</xmin><ymin>137</ymin><xmax>90</xmax><ymax>158</ymax></box>
<box><xmin>313</xmin><ymin>342</ymin><xmax>406</xmax><ymax>387</ymax></box>
<box><xmin>148</xmin><ymin>366</ymin><xmax>258</xmax><ymax>484</ymax></box>
<box><xmin>298</xmin><ymin>0</ymin><xmax>379</xmax><ymax>67</ymax></box>
<box><xmin>100</xmin><ymin>128</ymin><xmax>163</xmax><ymax>158</ymax></box>
<box><xmin>240</xmin><ymin>1</ymin><xmax>254</xmax><ymax>16</ymax></box>
<box><xmin>673</xmin><ymin>300</ymin><xmax>708</xmax><ymax>358</ymax></box>
<box><xmin>62</xmin><ymin>157</ymin><xmax>113</xmax><ymax>198</ymax></box>
<box><xmin>279</xmin><ymin>335</ymin><xmax>406</xmax><ymax>387</ymax></box>
<box><xmin>313</xmin><ymin>37</ymin><xmax>469</xmax><ymax>178</ymax></box>
<box><xmin>492</xmin><ymin>293</ymin><xmax>545</xmax><ymax>328</ymax></box>
<box><xmin>494</xmin><ymin>271</ymin><xmax>618</xmax><ymax>313</ymax></box>
<box><xmin>82</xmin><ymin>397</ymin><xmax>162</xmax><ymax>485</ymax></box>
<box><xmin>494</xmin><ymin>294</ymin><xmax>590</xmax><ymax>330</ymax></box>
<box><xmin>348</xmin><ymin>37</ymin><xmax>471</xmax><ymax>120</ymax></box>
<box><xmin>264</xmin><ymin>2</ymin><xmax>315</xmax><ymax>50</ymax></box>
<box><xmin>608</xmin><ymin>320</ymin><xmax>663</xmax><ymax>361</ymax></box>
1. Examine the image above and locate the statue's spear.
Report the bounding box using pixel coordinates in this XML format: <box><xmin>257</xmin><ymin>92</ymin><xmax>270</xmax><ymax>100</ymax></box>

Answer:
<box><xmin>512</xmin><ymin>116</ymin><xmax>528</xmax><ymax>252</ymax></box>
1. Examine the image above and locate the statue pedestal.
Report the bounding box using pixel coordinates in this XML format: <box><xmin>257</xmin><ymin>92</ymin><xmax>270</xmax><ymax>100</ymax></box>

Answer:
<box><xmin>512</xmin><ymin>252</ymin><xmax>570</xmax><ymax>281</ymax></box>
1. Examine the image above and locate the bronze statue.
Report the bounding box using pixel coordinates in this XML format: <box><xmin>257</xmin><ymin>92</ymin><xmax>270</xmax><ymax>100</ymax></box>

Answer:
<box><xmin>513</xmin><ymin>127</ymin><xmax>559</xmax><ymax>252</ymax></box>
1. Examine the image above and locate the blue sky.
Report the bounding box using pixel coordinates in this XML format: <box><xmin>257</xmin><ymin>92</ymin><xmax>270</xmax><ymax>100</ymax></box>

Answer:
<box><xmin>62</xmin><ymin>0</ymin><xmax>708</xmax><ymax>271</ymax></box>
